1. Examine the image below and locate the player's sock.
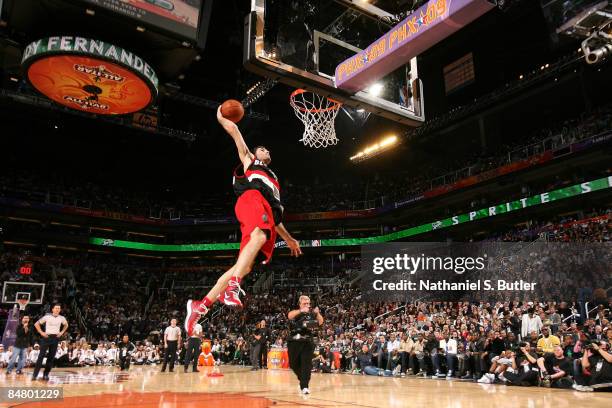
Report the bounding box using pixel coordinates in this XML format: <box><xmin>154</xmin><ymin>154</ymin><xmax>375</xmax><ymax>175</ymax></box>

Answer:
<box><xmin>202</xmin><ymin>296</ymin><xmax>214</xmax><ymax>307</ymax></box>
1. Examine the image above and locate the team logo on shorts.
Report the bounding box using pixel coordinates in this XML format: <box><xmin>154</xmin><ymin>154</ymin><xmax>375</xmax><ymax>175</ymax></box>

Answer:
<box><xmin>262</xmin><ymin>214</ymin><xmax>269</xmax><ymax>224</ymax></box>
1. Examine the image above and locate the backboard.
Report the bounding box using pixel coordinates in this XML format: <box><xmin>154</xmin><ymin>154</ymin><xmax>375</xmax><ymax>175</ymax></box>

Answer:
<box><xmin>2</xmin><ymin>281</ymin><xmax>46</xmax><ymax>305</ymax></box>
<box><xmin>244</xmin><ymin>0</ymin><xmax>425</xmax><ymax>126</ymax></box>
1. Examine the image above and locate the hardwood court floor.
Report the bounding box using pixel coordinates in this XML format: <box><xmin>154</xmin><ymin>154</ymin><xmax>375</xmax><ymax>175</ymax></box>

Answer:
<box><xmin>1</xmin><ymin>366</ymin><xmax>610</xmax><ymax>408</ymax></box>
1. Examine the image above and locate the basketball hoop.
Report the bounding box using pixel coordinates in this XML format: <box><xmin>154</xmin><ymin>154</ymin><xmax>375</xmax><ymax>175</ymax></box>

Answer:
<box><xmin>17</xmin><ymin>298</ymin><xmax>28</xmax><ymax>311</ymax></box>
<box><xmin>290</xmin><ymin>89</ymin><xmax>342</xmax><ymax>148</ymax></box>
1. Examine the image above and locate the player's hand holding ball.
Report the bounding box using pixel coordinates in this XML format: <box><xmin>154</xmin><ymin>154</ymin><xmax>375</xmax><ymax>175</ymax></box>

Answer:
<box><xmin>218</xmin><ymin>99</ymin><xmax>244</xmax><ymax>126</ymax></box>
<box><xmin>217</xmin><ymin>105</ymin><xmax>239</xmax><ymax>133</ymax></box>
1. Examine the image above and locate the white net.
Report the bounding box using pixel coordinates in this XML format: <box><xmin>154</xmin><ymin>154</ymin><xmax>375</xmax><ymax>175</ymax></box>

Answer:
<box><xmin>290</xmin><ymin>89</ymin><xmax>342</xmax><ymax>148</ymax></box>
<box><xmin>17</xmin><ymin>299</ymin><xmax>28</xmax><ymax>311</ymax></box>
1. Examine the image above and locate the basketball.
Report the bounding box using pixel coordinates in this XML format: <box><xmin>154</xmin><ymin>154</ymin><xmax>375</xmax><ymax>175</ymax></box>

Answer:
<box><xmin>220</xmin><ymin>99</ymin><xmax>244</xmax><ymax>123</ymax></box>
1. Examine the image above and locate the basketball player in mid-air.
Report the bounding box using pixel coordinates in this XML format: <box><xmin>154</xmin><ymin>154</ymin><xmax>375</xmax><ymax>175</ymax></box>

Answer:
<box><xmin>185</xmin><ymin>106</ymin><xmax>302</xmax><ymax>335</ymax></box>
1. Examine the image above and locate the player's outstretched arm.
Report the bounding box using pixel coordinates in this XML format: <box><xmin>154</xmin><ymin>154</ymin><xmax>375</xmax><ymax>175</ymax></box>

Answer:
<box><xmin>276</xmin><ymin>223</ymin><xmax>302</xmax><ymax>257</ymax></box>
<box><xmin>217</xmin><ymin>106</ymin><xmax>253</xmax><ymax>170</ymax></box>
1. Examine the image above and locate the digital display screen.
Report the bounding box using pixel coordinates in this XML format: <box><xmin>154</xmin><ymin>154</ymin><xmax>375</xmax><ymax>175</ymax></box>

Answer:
<box><xmin>83</xmin><ymin>0</ymin><xmax>202</xmax><ymax>39</ymax></box>
<box><xmin>19</xmin><ymin>262</ymin><xmax>33</xmax><ymax>275</ymax></box>
<box><xmin>541</xmin><ymin>0</ymin><xmax>606</xmax><ymax>31</ymax></box>
<box><xmin>443</xmin><ymin>53</ymin><xmax>475</xmax><ymax>94</ymax></box>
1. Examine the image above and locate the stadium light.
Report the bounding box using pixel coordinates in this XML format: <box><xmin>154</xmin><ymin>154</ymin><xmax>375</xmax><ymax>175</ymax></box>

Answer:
<box><xmin>367</xmin><ymin>83</ymin><xmax>384</xmax><ymax>97</ymax></box>
<box><xmin>350</xmin><ymin>135</ymin><xmax>398</xmax><ymax>162</ymax></box>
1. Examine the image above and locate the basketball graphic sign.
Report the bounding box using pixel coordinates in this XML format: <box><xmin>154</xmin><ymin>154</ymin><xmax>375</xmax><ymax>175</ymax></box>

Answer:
<box><xmin>22</xmin><ymin>37</ymin><xmax>159</xmax><ymax>115</ymax></box>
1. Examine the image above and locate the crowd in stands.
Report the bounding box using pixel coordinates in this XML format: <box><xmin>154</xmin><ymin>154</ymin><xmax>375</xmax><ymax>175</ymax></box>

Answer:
<box><xmin>284</xmin><ymin>102</ymin><xmax>612</xmax><ymax>212</ymax></box>
<box><xmin>1</xmin><ymin>104</ymin><xmax>610</xmax><ymax>217</ymax></box>
<box><xmin>1</xmin><ymin>211</ymin><xmax>610</xmax><ymax>392</ymax></box>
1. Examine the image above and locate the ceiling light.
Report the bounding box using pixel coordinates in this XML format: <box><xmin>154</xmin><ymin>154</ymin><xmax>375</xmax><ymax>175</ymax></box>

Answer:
<box><xmin>367</xmin><ymin>83</ymin><xmax>384</xmax><ymax>97</ymax></box>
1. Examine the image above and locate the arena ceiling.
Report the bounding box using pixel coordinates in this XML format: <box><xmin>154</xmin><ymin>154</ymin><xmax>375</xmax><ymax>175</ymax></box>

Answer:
<box><xmin>0</xmin><ymin>0</ymin><xmax>609</xmax><ymax>195</ymax></box>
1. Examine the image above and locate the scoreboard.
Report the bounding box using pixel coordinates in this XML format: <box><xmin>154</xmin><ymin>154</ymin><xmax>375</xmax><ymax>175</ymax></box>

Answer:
<box><xmin>82</xmin><ymin>0</ymin><xmax>207</xmax><ymax>41</ymax></box>
<box><xmin>18</xmin><ymin>262</ymin><xmax>34</xmax><ymax>276</ymax></box>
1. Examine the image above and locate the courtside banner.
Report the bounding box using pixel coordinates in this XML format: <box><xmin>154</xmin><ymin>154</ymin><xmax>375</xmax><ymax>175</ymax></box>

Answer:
<box><xmin>361</xmin><ymin>242</ymin><xmax>612</xmax><ymax>303</ymax></box>
<box><xmin>89</xmin><ymin>176</ymin><xmax>612</xmax><ymax>251</ymax></box>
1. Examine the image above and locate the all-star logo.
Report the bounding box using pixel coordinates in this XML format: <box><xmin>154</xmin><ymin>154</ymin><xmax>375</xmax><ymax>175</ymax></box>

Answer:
<box><xmin>74</xmin><ymin>64</ymin><xmax>124</xmax><ymax>82</ymax></box>
<box><xmin>63</xmin><ymin>95</ymin><xmax>109</xmax><ymax>110</ymax></box>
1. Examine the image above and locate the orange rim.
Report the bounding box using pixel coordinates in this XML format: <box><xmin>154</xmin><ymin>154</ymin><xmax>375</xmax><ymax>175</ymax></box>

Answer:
<box><xmin>289</xmin><ymin>89</ymin><xmax>342</xmax><ymax>113</ymax></box>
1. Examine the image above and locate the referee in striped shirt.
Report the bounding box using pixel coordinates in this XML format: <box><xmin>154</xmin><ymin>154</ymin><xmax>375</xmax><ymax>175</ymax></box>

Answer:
<box><xmin>32</xmin><ymin>304</ymin><xmax>68</xmax><ymax>381</ymax></box>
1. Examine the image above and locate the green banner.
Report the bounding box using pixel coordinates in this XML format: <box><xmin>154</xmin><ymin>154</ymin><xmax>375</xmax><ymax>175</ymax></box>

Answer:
<box><xmin>90</xmin><ymin>177</ymin><xmax>612</xmax><ymax>252</ymax></box>
<box><xmin>90</xmin><ymin>238</ymin><xmax>240</xmax><ymax>252</ymax></box>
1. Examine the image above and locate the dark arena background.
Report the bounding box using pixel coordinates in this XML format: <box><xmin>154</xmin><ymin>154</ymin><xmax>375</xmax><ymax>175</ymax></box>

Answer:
<box><xmin>0</xmin><ymin>0</ymin><xmax>611</xmax><ymax>407</ymax></box>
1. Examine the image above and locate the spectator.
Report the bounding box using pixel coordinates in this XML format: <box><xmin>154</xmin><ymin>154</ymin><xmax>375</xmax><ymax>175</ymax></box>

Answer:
<box><xmin>537</xmin><ymin>345</ymin><xmax>573</xmax><ymax>388</ymax></box>
<box><xmin>502</xmin><ymin>342</ymin><xmax>540</xmax><ymax>386</ymax></box>
<box><xmin>522</xmin><ymin>308</ymin><xmax>543</xmax><ymax>339</ymax></box>
<box><xmin>537</xmin><ymin>326</ymin><xmax>561</xmax><ymax>354</ymax></box>
<box><xmin>28</xmin><ymin>344</ymin><xmax>40</xmax><ymax>367</ymax></box>
<box><xmin>355</xmin><ymin>344</ymin><xmax>378</xmax><ymax>375</ymax></box>
<box><xmin>6</xmin><ymin>315</ymin><xmax>32</xmax><ymax>375</ymax></box>
<box><xmin>0</xmin><ymin>345</ymin><xmax>10</xmax><ymax>368</ymax></box>
<box><xmin>107</xmin><ymin>343</ymin><xmax>118</xmax><ymax>365</ymax></box>
<box><xmin>118</xmin><ymin>335</ymin><xmax>136</xmax><ymax>371</ymax></box>
<box><xmin>573</xmin><ymin>341</ymin><xmax>612</xmax><ymax>391</ymax></box>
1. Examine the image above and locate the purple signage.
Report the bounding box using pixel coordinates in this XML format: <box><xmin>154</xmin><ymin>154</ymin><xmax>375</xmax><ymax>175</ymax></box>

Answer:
<box><xmin>1</xmin><ymin>306</ymin><xmax>20</xmax><ymax>348</ymax></box>
<box><xmin>335</xmin><ymin>0</ymin><xmax>495</xmax><ymax>92</ymax></box>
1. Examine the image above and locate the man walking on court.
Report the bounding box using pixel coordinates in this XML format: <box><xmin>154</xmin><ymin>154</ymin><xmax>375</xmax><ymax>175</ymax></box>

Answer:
<box><xmin>184</xmin><ymin>322</ymin><xmax>202</xmax><ymax>373</ymax></box>
<box><xmin>161</xmin><ymin>319</ymin><xmax>181</xmax><ymax>372</ymax></box>
<box><xmin>185</xmin><ymin>106</ymin><xmax>302</xmax><ymax>335</ymax></box>
<box><xmin>32</xmin><ymin>304</ymin><xmax>68</xmax><ymax>381</ymax></box>
<box><xmin>288</xmin><ymin>295</ymin><xmax>324</xmax><ymax>394</ymax></box>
